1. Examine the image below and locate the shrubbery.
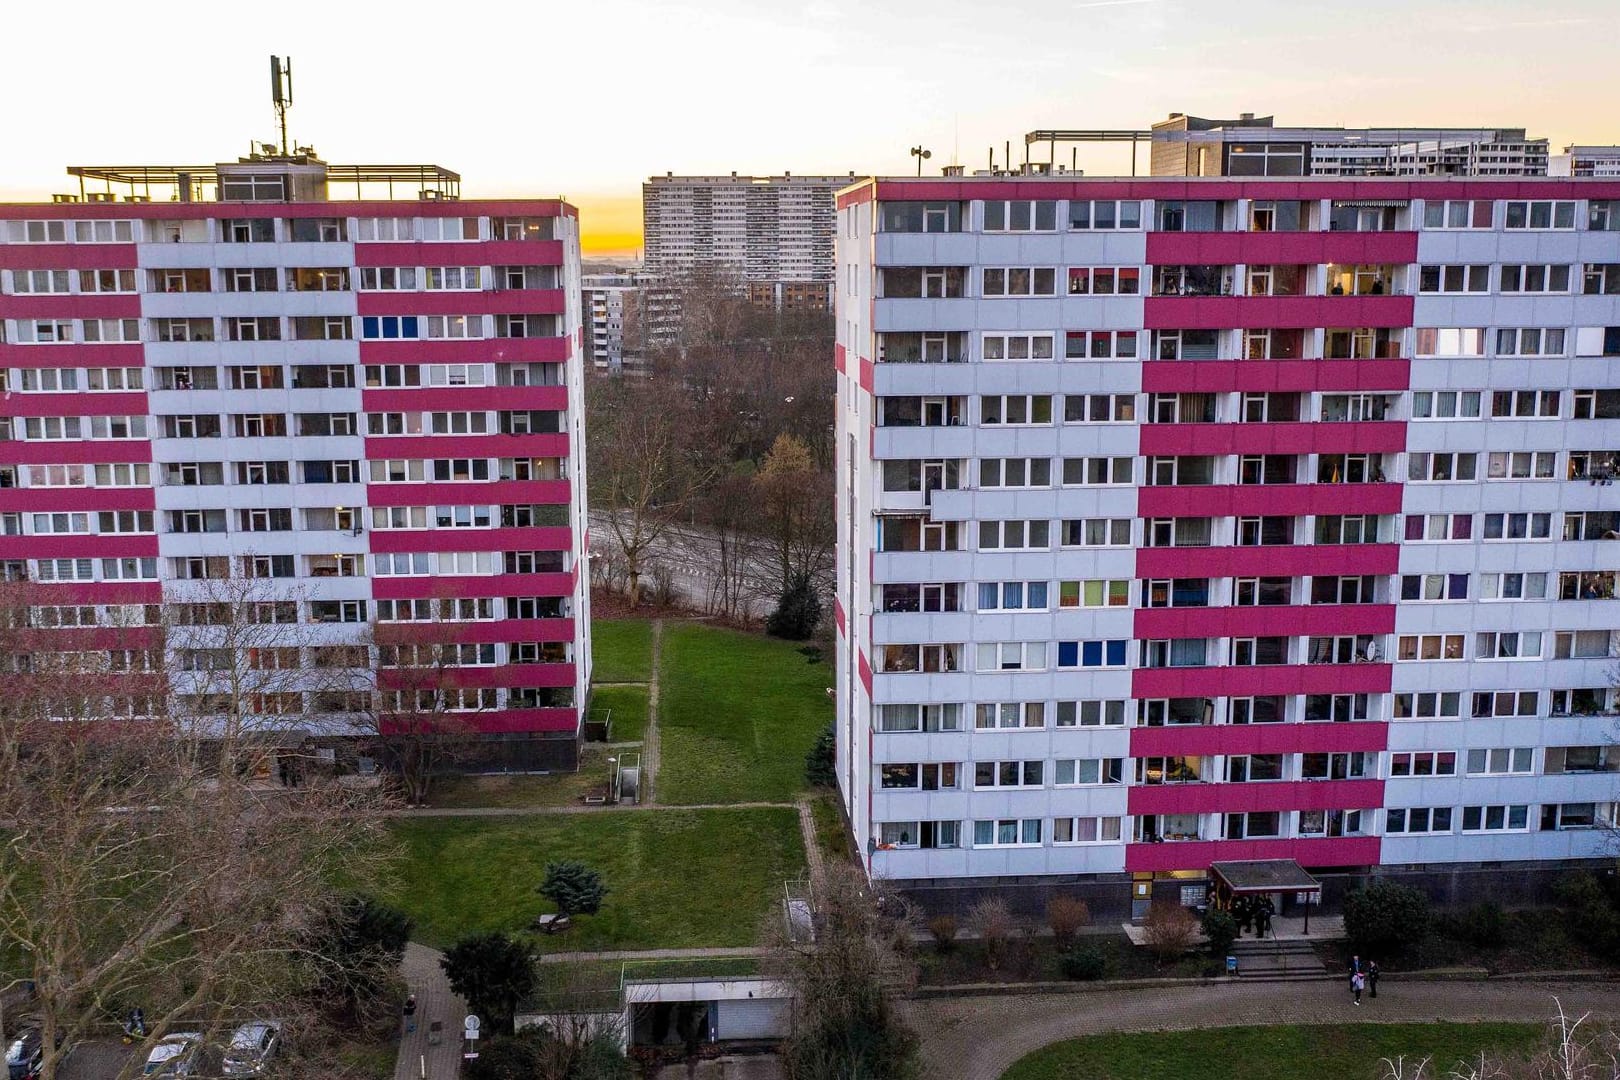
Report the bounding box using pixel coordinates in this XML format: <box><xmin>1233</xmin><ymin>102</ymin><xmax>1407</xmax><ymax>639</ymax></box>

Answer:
<box><xmin>1343</xmin><ymin>881</ymin><xmax>1431</xmax><ymax>955</ymax></box>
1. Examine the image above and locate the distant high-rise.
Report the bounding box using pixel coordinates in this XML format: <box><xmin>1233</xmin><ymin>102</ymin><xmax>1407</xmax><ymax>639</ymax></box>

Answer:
<box><xmin>642</xmin><ymin>173</ymin><xmax>851</xmax><ymax>309</ymax></box>
<box><xmin>0</xmin><ymin>149</ymin><xmax>591</xmax><ymax>767</ymax></box>
<box><xmin>580</xmin><ymin>271</ymin><xmax>680</xmax><ymax>373</ymax></box>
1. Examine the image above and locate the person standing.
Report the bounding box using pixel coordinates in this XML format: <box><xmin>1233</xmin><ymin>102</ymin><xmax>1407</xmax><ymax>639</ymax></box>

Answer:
<box><xmin>403</xmin><ymin>993</ymin><xmax>418</xmax><ymax>1034</ymax></box>
<box><xmin>1368</xmin><ymin>960</ymin><xmax>1380</xmax><ymax>999</ymax></box>
<box><xmin>1351</xmin><ymin>969</ymin><xmax>1364</xmax><ymax>1006</ymax></box>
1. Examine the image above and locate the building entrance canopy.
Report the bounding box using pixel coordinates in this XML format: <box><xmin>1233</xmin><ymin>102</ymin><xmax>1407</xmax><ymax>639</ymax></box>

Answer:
<box><xmin>1210</xmin><ymin>859</ymin><xmax>1320</xmax><ymax>895</ymax></box>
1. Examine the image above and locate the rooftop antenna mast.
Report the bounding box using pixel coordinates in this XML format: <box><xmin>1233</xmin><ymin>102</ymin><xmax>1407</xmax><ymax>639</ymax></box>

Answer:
<box><xmin>270</xmin><ymin>55</ymin><xmax>293</xmax><ymax>156</ymax></box>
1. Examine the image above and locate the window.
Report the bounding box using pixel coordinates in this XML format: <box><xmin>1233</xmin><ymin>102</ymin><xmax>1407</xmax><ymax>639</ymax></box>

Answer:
<box><xmin>1230</xmin><ymin>696</ymin><xmax>1285</xmax><ymax>725</ymax></box>
<box><xmin>1144</xmin><ymin>517</ymin><xmax>1214</xmax><ymax>548</ymax></box>
<box><xmin>1303</xmin><ymin>693</ymin><xmax>1369</xmax><ymax>723</ymax></box>
<box><xmin>1067</xmin><ymin>266</ymin><xmax>1140</xmax><ymax>295</ymax></box>
<box><xmin>982</xmin><ymin>200</ymin><xmax>1057</xmax><ymax>232</ymax></box>
<box><xmin>1542</xmin><ymin>804</ymin><xmax>1609</xmax><ymax>831</ymax></box>
<box><xmin>1300</xmin><ymin>752</ymin><xmax>1369</xmax><ymax>780</ymax></box>
<box><xmin>1396</xmin><ymin>634</ymin><xmax>1465</xmax><ymax>661</ymax></box>
<box><xmin>1393</xmin><ymin>692</ymin><xmax>1462</xmax><ymax>720</ymax></box>
<box><xmin>358</xmin><ymin>267</ymin><xmax>418</xmax><ymax>291</ymax></box>
<box><xmin>1069</xmin><ymin>200</ymin><xmax>1140</xmax><ymax>230</ymax></box>
<box><xmin>877</xmin><ymin>644</ymin><xmax>962</xmax><ymax>673</ymax></box>
<box><xmin>879</xmin><ymin>201</ymin><xmax>963</xmax><ymax>233</ymax></box>
<box><xmin>1418</xmin><ymin>265</ymin><xmax>1489</xmax><ymax>293</ymax></box>
<box><xmin>973</xmin><ymin>760</ymin><xmax>1044</xmax><ymax>789</ymax></box>
<box><xmin>10</xmin><ymin>269</ymin><xmax>70</xmax><ymax>293</ymax></box>
<box><xmin>1491</xmin><ymin>390</ymin><xmax>1560</xmax><ymax>418</ymax></box>
<box><xmin>1481</xmin><ymin>572</ymin><xmax>1548</xmax><ymax>600</ymax></box>
<box><xmin>1486</xmin><ymin>451</ymin><xmax>1556</xmax><ymax>480</ymax></box>
<box><xmin>14</xmin><ymin>320</ymin><xmax>75</xmax><ymax>344</ymax></box>
<box><xmin>1460</xmin><ymin>805</ymin><xmax>1531</xmax><ymax>832</ymax></box>
<box><xmin>1056</xmin><ymin>640</ymin><xmax>1128</xmax><ymax>668</ymax></box>
<box><xmin>1482</xmin><ymin>512</ymin><xmax>1551</xmax><ymax>540</ymax></box>
<box><xmin>1411</xmin><ymin>391</ymin><xmax>1482</xmax><ymax>419</ymax></box>
<box><xmin>1141</xmin><ymin>639</ymin><xmax>1209</xmax><ymax>668</ymax></box>
<box><xmin>1471</xmin><ymin>692</ymin><xmax>1539</xmax><ymax>719</ymax></box>
<box><xmin>1227</xmin><ymin>754</ymin><xmax>1285</xmax><ymax>782</ymax></box>
<box><xmin>974</xmin><ymin>703</ymin><xmax>1046</xmax><ymax>730</ymax></box>
<box><xmin>1400</xmin><ymin>574</ymin><xmax>1469</xmax><ymax>601</ymax></box>
<box><xmin>1319</xmin><ymin>394</ymin><xmax>1392</xmax><ymax>422</ymax></box>
<box><xmin>1052</xmin><ymin>817</ymin><xmax>1123</xmax><ymax>844</ymax></box>
<box><xmin>1059</xmin><ymin>579</ymin><xmax>1130</xmax><ymax>608</ymax></box>
<box><xmin>1063</xmin><ymin>394</ymin><xmax>1136</xmax><ymax>423</ymax></box>
<box><xmin>1500</xmin><ymin>264</ymin><xmax>1572</xmax><ymax>293</ymax></box>
<box><xmin>978</xmin><ymin>458</ymin><xmax>1051</xmax><ymax>488</ymax></box>
<box><xmin>1572</xmin><ymin>390</ymin><xmax>1620</xmax><ymax>420</ymax></box>
<box><xmin>1554</xmin><ymin>630</ymin><xmax>1614</xmax><ymax>659</ymax></box>
<box><xmin>969</xmin><ymin>579</ymin><xmax>1047</xmax><ymax>613</ymax></box>
<box><xmin>426</xmin><ymin>315</ymin><xmax>482</xmax><ymax>339</ymax></box>
<box><xmin>1312</xmin><ymin>576</ymin><xmax>1376</xmax><ymax>604</ymax></box>
<box><xmin>982</xmin><ymin>267</ymin><xmax>1057</xmax><ymax>297</ymax></box>
<box><xmin>1389</xmin><ymin>752</ymin><xmax>1457</xmax><ymax>777</ymax></box>
<box><xmin>424</xmin><ymin>267</ymin><xmax>483</xmax><ymax>290</ymax></box>
<box><xmin>877</xmin><ymin>703</ymin><xmax>962</xmax><ymax>733</ymax></box>
<box><xmin>360</xmin><ymin>315</ymin><xmax>421</xmax><ymax>340</ymax></box>
<box><xmin>1064</xmin><ymin>330</ymin><xmax>1138</xmax><ymax>359</ymax></box>
<box><xmin>1147</xmin><ymin>455</ymin><xmax>1215</xmax><ymax>486</ymax></box>
<box><xmin>974</xmin><ymin>641</ymin><xmax>1047</xmax><ymax>672</ymax></box>
<box><xmin>1224</xmin><ymin>812</ymin><xmax>1281</xmax><ymax>839</ymax></box>
<box><xmin>1422</xmin><ymin>200</ymin><xmax>1493</xmax><ymax>229</ymax></box>
<box><xmin>972</xmin><ymin>818</ymin><xmax>1043</xmax><ymax>847</ymax></box>
<box><xmin>220</xmin><ymin>217</ymin><xmax>275</xmax><ymax>243</ymax></box>
<box><xmin>1386</xmin><ymin>807</ymin><xmax>1454</xmax><ymax>834</ymax></box>
<box><xmin>1062</xmin><ymin>457</ymin><xmax>1134</xmax><ymax>485</ymax></box>
<box><xmin>879</xmin><ymin>763</ymin><xmax>960</xmax><ymax>790</ymax></box>
<box><xmin>1415</xmin><ymin>328</ymin><xmax>1486</xmax><ymax>357</ymax></box>
<box><xmin>1055</xmin><ymin>700</ymin><xmax>1126</xmax><ymax>727</ymax></box>
<box><xmin>1408</xmin><ymin>452</ymin><xmax>1477</xmax><ymax>482</ymax></box>
<box><xmin>877</xmin><ymin>821</ymin><xmax>960</xmax><ymax>850</ymax></box>
<box><xmin>1319</xmin><ymin>514</ymin><xmax>1385</xmax><ymax>544</ymax></box>
<box><xmin>1504</xmin><ymin>200</ymin><xmax>1576</xmax><ymax>229</ymax></box>
<box><xmin>1062</xmin><ymin>518</ymin><xmax>1132</xmax><ymax>546</ymax></box>
<box><xmin>1053</xmin><ymin>758</ymin><xmax>1123</xmax><ymax>786</ymax></box>
<box><xmin>1496</xmin><ymin>328</ymin><xmax>1566</xmax><ymax>356</ymax></box>
<box><xmin>1584</xmin><ymin>264</ymin><xmax>1620</xmax><ymax>296</ymax></box>
<box><xmin>981</xmin><ymin>333</ymin><xmax>1055</xmax><ymax>361</ymax></box>
<box><xmin>980</xmin><ymin>395</ymin><xmax>1053</xmax><ymax>425</ymax></box>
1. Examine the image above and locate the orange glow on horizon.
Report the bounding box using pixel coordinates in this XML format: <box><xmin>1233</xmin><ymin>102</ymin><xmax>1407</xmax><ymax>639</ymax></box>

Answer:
<box><xmin>572</xmin><ymin>193</ymin><xmax>643</xmax><ymax>260</ymax></box>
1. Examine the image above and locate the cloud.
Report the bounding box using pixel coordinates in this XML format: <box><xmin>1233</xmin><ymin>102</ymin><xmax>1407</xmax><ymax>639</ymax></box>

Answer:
<box><xmin>1071</xmin><ymin>0</ymin><xmax>1165</xmax><ymax>8</ymax></box>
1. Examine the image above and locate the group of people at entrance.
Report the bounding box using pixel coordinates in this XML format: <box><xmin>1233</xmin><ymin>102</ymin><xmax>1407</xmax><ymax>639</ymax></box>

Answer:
<box><xmin>1349</xmin><ymin>955</ymin><xmax>1380</xmax><ymax>1004</ymax></box>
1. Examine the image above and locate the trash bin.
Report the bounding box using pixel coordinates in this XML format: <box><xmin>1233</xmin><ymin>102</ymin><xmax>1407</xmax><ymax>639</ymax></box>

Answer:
<box><xmin>1226</xmin><ymin>955</ymin><xmax>1239</xmax><ymax>975</ymax></box>
<box><xmin>428</xmin><ymin>1019</ymin><xmax>443</xmax><ymax>1046</ymax></box>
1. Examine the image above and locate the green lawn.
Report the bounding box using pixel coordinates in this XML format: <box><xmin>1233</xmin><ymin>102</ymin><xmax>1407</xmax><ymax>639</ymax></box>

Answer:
<box><xmin>658</xmin><ymin>623</ymin><xmax>833</xmax><ymax>804</ymax></box>
<box><xmin>810</xmin><ymin>792</ymin><xmax>851</xmax><ymax>866</ymax></box>
<box><xmin>591</xmin><ymin>619</ymin><xmax>654</xmax><ymax>683</ymax></box>
<box><xmin>1001</xmin><ymin>1022</ymin><xmax>1542</xmax><ymax>1080</ymax></box>
<box><xmin>386</xmin><ymin>807</ymin><xmax>805</xmax><ymax>952</ymax></box>
<box><xmin>428</xmin><ymin>749</ymin><xmax>612</xmax><ymax>809</ymax></box>
<box><xmin>592</xmin><ymin>684</ymin><xmax>650</xmax><ymax>744</ymax></box>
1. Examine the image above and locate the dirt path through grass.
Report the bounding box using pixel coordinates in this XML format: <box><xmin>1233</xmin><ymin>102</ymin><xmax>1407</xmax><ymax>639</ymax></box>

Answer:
<box><xmin>643</xmin><ymin>618</ymin><xmax>664</xmax><ymax>802</ymax></box>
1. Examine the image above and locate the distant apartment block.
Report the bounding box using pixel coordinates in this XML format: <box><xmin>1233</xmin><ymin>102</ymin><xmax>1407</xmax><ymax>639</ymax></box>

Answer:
<box><xmin>1564</xmin><ymin>147</ymin><xmax>1620</xmax><ymax>178</ymax></box>
<box><xmin>834</xmin><ymin>168</ymin><xmax>1620</xmax><ymax>917</ymax></box>
<box><xmin>642</xmin><ymin>173</ymin><xmax>850</xmax><ymax>309</ymax></box>
<box><xmin>580</xmin><ymin>271</ymin><xmax>679</xmax><ymax>373</ymax></box>
<box><xmin>0</xmin><ymin>151</ymin><xmax>591</xmax><ymax>767</ymax></box>
<box><xmin>1147</xmin><ymin>114</ymin><xmax>1550</xmax><ymax>177</ymax></box>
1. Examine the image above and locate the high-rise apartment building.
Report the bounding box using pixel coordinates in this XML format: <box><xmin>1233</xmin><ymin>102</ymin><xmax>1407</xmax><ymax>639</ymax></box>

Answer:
<box><xmin>0</xmin><ymin>152</ymin><xmax>591</xmax><ymax>767</ymax></box>
<box><xmin>1148</xmin><ymin>114</ymin><xmax>1550</xmax><ymax>178</ymax></box>
<box><xmin>581</xmin><ymin>271</ymin><xmax>679</xmax><ymax>373</ymax></box>
<box><xmin>643</xmin><ymin>173</ymin><xmax>850</xmax><ymax>309</ymax></box>
<box><xmin>834</xmin><ymin>172</ymin><xmax>1620</xmax><ymax>916</ymax></box>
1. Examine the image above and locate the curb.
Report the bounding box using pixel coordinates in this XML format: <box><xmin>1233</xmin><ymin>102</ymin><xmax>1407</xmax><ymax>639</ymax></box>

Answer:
<box><xmin>908</xmin><ymin>968</ymin><xmax>1620</xmax><ymax>999</ymax></box>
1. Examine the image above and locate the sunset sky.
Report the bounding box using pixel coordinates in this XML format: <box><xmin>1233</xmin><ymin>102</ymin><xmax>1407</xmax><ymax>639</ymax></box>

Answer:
<box><xmin>4</xmin><ymin>0</ymin><xmax>1617</xmax><ymax>259</ymax></box>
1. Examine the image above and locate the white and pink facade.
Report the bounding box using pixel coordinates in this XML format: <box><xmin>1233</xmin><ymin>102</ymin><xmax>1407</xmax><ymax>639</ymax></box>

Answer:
<box><xmin>0</xmin><ymin>156</ymin><xmax>590</xmax><ymax>767</ymax></box>
<box><xmin>834</xmin><ymin>176</ymin><xmax>1620</xmax><ymax>911</ymax></box>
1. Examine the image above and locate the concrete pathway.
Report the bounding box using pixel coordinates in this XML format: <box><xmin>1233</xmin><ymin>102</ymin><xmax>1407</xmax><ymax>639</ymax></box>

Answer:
<box><xmin>393</xmin><ymin>943</ymin><xmax>467</xmax><ymax>1080</ymax></box>
<box><xmin>795</xmin><ymin>800</ymin><xmax>825</xmax><ymax>887</ymax></box>
<box><xmin>536</xmin><ymin>946</ymin><xmax>769</xmax><ymax>964</ymax></box>
<box><xmin>643</xmin><ymin>618</ymin><xmax>664</xmax><ymax>804</ymax></box>
<box><xmin>907</xmin><ymin>978</ymin><xmax>1620</xmax><ymax>1080</ymax></box>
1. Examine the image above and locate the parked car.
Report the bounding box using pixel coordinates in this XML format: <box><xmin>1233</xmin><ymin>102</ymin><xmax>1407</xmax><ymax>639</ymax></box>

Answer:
<box><xmin>5</xmin><ymin>1028</ymin><xmax>43</xmax><ymax>1080</ymax></box>
<box><xmin>142</xmin><ymin>1033</ymin><xmax>202</xmax><ymax>1077</ymax></box>
<box><xmin>221</xmin><ymin>1021</ymin><xmax>282</xmax><ymax>1077</ymax></box>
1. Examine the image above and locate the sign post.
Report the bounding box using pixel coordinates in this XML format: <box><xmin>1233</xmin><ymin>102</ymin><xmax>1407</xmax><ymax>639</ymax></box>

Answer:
<box><xmin>463</xmin><ymin>1014</ymin><xmax>481</xmax><ymax>1061</ymax></box>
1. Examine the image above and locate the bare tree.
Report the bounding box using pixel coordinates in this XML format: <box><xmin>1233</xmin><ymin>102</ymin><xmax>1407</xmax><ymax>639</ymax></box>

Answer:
<box><xmin>0</xmin><ymin>579</ymin><xmax>391</xmax><ymax>1080</ymax></box>
<box><xmin>761</xmin><ymin>864</ymin><xmax>920</xmax><ymax>1080</ymax></box>
<box><xmin>755</xmin><ymin>434</ymin><xmax>836</xmax><ymax>599</ymax></box>
<box><xmin>368</xmin><ymin>605</ymin><xmax>487</xmax><ymax>805</ymax></box>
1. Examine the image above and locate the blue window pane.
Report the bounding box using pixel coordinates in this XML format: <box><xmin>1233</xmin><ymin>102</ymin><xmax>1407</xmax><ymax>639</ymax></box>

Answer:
<box><xmin>382</xmin><ymin>317</ymin><xmax>400</xmax><ymax>339</ymax></box>
<box><xmin>1028</xmin><ymin>582</ymin><xmax>1048</xmax><ymax>608</ymax></box>
<box><xmin>1058</xmin><ymin>642</ymin><xmax>1078</xmax><ymax>667</ymax></box>
<box><xmin>401</xmin><ymin>316</ymin><xmax>419</xmax><ymax>338</ymax></box>
<box><xmin>1106</xmin><ymin>640</ymin><xmax>1127</xmax><ymax>666</ymax></box>
<box><xmin>361</xmin><ymin>316</ymin><xmax>379</xmax><ymax>339</ymax></box>
<box><xmin>1081</xmin><ymin>641</ymin><xmax>1103</xmax><ymax>667</ymax></box>
<box><xmin>1004</xmin><ymin>582</ymin><xmax>1024</xmax><ymax>608</ymax></box>
<box><xmin>979</xmin><ymin>583</ymin><xmax>998</xmax><ymax>610</ymax></box>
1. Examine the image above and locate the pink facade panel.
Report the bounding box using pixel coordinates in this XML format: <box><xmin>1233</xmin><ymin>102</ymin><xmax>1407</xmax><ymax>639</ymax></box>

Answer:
<box><xmin>1140</xmin><ymin>359</ymin><xmax>1410</xmax><ymax>394</ymax></box>
<box><xmin>0</xmin><ymin>294</ymin><xmax>142</xmax><ymax>319</ymax></box>
<box><xmin>1</xmin><ymin>440</ymin><xmax>153</xmax><ymax>466</ymax></box>
<box><xmin>0</xmin><ymin>535</ymin><xmax>157</xmax><ymax>559</ymax></box>
<box><xmin>1135</xmin><ymin>543</ymin><xmax>1400</xmax><ymax>580</ymax></box>
<box><xmin>0</xmin><ymin>487</ymin><xmax>155</xmax><ymax>512</ymax></box>
<box><xmin>0</xmin><ymin>391</ymin><xmax>150</xmax><ymax>417</ymax></box>
<box><xmin>1145</xmin><ymin>231</ymin><xmax>1419</xmax><ymax>266</ymax></box>
<box><xmin>0</xmin><ymin>343</ymin><xmax>144</xmax><ymax>369</ymax></box>
<box><xmin>1129</xmin><ymin>721</ymin><xmax>1389</xmax><ymax>758</ymax></box>
<box><xmin>1135</xmin><ymin>482</ymin><xmax>1403</xmax><ymax>518</ymax></box>
<box><xmin>1127</xmin><ymin>778</ymin><xmax>1384</xmax><ymax>816</ymax></box>
<box><xmin>1138</xmin><ymin>421</ymin><xmax>1406</xmax><ymax>457</ymax></box>
<box><xmin>0</xmin><ymin>244</ymin><xmax>138</xmax><ymax>270</ymax></box>
<box><xmin>1131</xmin><ymin>663</ymin><xmax>1392</xmax><ymax>699</ymax></box>
<box><xmin>1132</xmin><ymin>603</ymin><xmax>1395</xmax><ymax>640</ymax></box>
<box><xmin>1144</xmin><ymin>294</ymin><xmax>1413</xmax><ymax>330</ymax></box>
<box><xmin>1124</xmin><ymin>836</ymin><xmax>1381</xmax><ymax>873</ymax></box>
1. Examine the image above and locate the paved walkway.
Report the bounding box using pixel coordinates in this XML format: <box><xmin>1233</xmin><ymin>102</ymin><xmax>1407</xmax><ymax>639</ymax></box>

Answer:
<box><xmin>907</xmin><ymin>978</ymin><xmax>1620</xmax><ymax>1080</ymax></box>
<box><xmin>643</xmin><ymin>618</ymin><xmax>664</xmax><ymax>804</ymax></box>
<box><xmin>536</xmin><ymin>946</ymin><xmax>769</xmax><ymax>964</ymax></box>
<box><xmin>393</xmin><ymin>943</ymin><xmax>467</xmax><ymax>1080</ymax></box>
<box><xmin>389</xmin><ymin>800</ymin><xmax>796</xmax><ymax>818</ymax></box>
